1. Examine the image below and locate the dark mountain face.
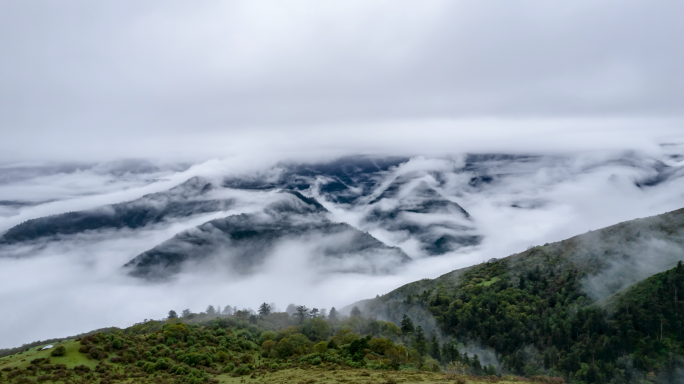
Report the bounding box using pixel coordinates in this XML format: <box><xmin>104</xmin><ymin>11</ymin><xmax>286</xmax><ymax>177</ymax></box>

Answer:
<box><xmin>124</xmin><ymin>191</ymin><xmax>410</xmax><ymax>280</ymax></box>
<box><xmin>365</xmin><ymin>178</ymin><xmax>480</xmax><ymax>255</ymax></box>
<box><xmin>0</xmin><ymin>177</ymin><xmax>235</xmax><ymax>245</ymax></box>
<box><xmin>224</xmin><ymin>156</ymin><xmax>482</xmax><ymax>256</ymax></box>
<box><xmin>223</xmin><ymin>156</ymin><xmax>410</xmax><ymax>204</ymax></box>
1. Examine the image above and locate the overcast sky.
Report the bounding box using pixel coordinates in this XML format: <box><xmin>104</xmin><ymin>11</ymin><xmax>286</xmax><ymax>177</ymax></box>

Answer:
<box><xmin>1</xmin><ymin>0</ymin><xmax>683</xmax><ymax>162</ymax></box>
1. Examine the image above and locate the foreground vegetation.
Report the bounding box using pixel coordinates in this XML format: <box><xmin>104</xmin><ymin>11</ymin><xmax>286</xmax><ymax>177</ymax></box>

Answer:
<box><xmin>0</xmin><ymin>311</ymin><xmax>565</xmax><ymax>384</ymax></box>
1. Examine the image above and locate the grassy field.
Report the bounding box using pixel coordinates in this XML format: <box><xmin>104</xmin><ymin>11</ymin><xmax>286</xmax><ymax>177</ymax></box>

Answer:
<box><xmin>0</xmin><ymin>340</ymin><xmax>98</xmax><ymax>370</ymax></box>
<box><xmin>214</xmin><ymin>366</ymin><xmax>545</xmax><ymax>383</ymax></box>
<box><xmin>476</xmin><ymin>276</ymin><xmax>500</xmax><ymax>287</ymax></box>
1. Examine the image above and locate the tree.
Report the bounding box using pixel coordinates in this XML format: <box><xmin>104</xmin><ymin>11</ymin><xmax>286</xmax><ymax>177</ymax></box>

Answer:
<box><xmin>258</xmin><ymin>302</ymin><xmax>272</xmax><ymax>317</ymax></box>
<box><xmin>400</xmin><ymin>314</ymin><xmax>414</xmax><ymax>334</ymax></box>
<box><xmin>328</xmin><ymin>307</ymin><xmax>338</xmax><ymax>319</ymax></box>
<box><xmin>471</xmin><ymin>354</ymin><xmax>482</xmax><ymax>374</ymax></box>
<box><xmin>310</xmin><ymin>308</ymin><xmax>319</xmax><ymax>318</ymax></box>
<box><xmin>206</xmin><ymin>305</ymin><xmax>216</xmax><ymax>315</ymax></box>
<box><xmin>309</xmin><ymin>318</ymin><xmax>331</xmax><ymax>341</ymax></box>
<box><xmin>295</xmin><ymin>305</ymin><xmax>309</xmax><ymax>323</ymax></box>
<box><xmin>222</xmin><ymin>305</ymin><xmax>233</xmax><ymax>315</ymax></box>
<box><xmin>286</xmin><ymin>303</ymin><xmax>297</xmax><ymax>315</ymax></box>
<box><xmin>441</xmin><ymin>341</ymin><xmax>461</xmax><ymax>363</ymax></box>
<box><xmin>413</xmin><ymin>326</ymin><xmax>427</xmax><ymax>355</ymax></box>
<box><xmin>181</xmin><ymin>309</ymin><xmax>191</xmax><ymax>317</ymax></box>
<box><xmin>168</xmin><ymin>310</ymin><xmax>178</xmax><ymax>319</ymax></box>
<box><xmin>429</xmin><ymin>335</ymin><xmax>441</xmax><ymax>360</ymax></box>
<box><xmin>369</xmin><ymin>321</ymin><xmax>380</xmax><ymax>336</ymax></box>
<box><xmin>350</xmin><ymin>306</ymin><xmax>362</xmax><ymax>317</ymax></box>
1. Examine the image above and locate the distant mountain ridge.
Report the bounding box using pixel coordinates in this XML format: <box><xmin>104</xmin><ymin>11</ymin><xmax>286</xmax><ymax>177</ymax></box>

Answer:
<box><xmin>0</xmin><ymin>156</ymin><xmax>482</xmax><ymax>279</ymax></box>
<box><xmin>0</xmin><ymin>177</ymin><xmax>231</xmax><ymax>245</ymax></box>
<box><xmin>124</xmin><ymin>190</ymin><xmax>411</xmax><ymax>279</ymax></box>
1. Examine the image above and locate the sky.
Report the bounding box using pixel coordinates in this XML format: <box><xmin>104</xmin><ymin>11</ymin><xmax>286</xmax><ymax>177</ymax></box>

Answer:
<box><xmin>1</xmin><ymin>1</ymin><xmax>684</xmax><ymax>349</ymax></box>
<box><xmin>1</xmin><ymin>0</ymin><xmax>683</xmax><ymax>162</ymax></box>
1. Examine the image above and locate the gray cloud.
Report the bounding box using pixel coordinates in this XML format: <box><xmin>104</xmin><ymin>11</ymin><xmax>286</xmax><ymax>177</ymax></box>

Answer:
<box><xmin>1</xmin><ymin>1</ymin><xmax>684</xmax><ymax>162</ymax></box>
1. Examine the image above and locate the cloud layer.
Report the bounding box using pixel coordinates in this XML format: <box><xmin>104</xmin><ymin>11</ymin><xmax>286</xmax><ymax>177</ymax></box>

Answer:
<box><xmin>1</xmin><ymin>148</ymin><xmax>684</xmax><ymax>348</ymax></box>
<box><xmin>1</xmin><ymin>1</ymin><xmax>684</xmax><ymax>162</ymax></box>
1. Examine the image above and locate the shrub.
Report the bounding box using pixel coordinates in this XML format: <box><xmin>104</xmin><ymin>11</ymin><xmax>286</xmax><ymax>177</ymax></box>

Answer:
<box><xmin>234</xmin><ymin>364</ymin><xmax>251</xmax><ymax>375</ymax></box>
<box><xmin>50</xmin><ymin>346</ymin><xmax>66</xmax><ymax>357</ymax></box>
<box><xmin>88</xmin><ymin>347</ymin><xmax>108</xmax><ymax>360</ymax></box>
<box><xmin>313</xmin><ymin>341</ymin><xmax>328</xmax><ymax>354</ymax></box>
<box><xmin>142</xmin><ymin>362</ymin><xmax>155</xmax><ymax>373</ymax></box>
<box><xmin>112</xmin><ymin>338</ymin><xmax>124</xmax><ymax>349</ymax></box>
<box><xmin>155</xmin><ymin>357</ymin><xmax>169</xmax><ymax>370</ymax></box>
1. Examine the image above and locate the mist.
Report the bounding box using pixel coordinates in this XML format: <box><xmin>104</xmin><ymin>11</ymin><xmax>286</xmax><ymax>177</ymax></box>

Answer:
<box><xmin>0</xmin><ymin>147</ymin><xmax>683</xmax><ymax>348</ymax></box>
<box><xmin>2</xmin><ymin>0</ymin><xmax>684</xmax><ymax>351</ymax></box>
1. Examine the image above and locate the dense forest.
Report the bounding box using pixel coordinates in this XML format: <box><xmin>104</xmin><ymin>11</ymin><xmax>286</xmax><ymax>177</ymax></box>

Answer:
<box><xmin>401</xmin><ymin>258</ymin><xmax>684</xmax><ymax>383</ymax></box>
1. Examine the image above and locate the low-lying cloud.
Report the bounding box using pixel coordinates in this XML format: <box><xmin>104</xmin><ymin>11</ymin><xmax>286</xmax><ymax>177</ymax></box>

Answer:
<box><xmin>1</xmin><ymin>147</ymin><xmax>684</xmax><ymax>348</ymax></box>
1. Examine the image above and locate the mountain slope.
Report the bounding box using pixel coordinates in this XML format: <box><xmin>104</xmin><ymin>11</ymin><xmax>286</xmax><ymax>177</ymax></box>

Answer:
<box><xmin>365</xmin><ymin>179</ymin><xmax>480</xmax><ymax>255</ymax></box>
<box><xmin>346</xmin><ymin>207</ymin><xmax>684</xmax><ymax>382</ymax></box>
<box><xmin>222</xmin><ymin>156</ymin><xmax>409</xmax><ymax>204</ymax></box>
<box><xmin>0</xmin><ymin>177</ymin><xmax>232</xmax><ymax>245</ymax></box>
<box><xmin>124</xmin><ymin>191</ymin><xmax>410</xmax><ymax>279</ymax></box>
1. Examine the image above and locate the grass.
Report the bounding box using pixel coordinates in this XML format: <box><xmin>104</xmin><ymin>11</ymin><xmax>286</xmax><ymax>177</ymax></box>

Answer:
<box><xmin>0</xmin><ymin>340</ymin><xmax>96</xmax><ymax>371</ymax></box>
<box><xmin>212</xmin><ymin>365</ymin><xmax>540</xmax><ymax>383</ymax></box>
<box><xmin>477</xmin><ymin>276</ymin><xmax>500</xmax><ymax>287</ymax></box>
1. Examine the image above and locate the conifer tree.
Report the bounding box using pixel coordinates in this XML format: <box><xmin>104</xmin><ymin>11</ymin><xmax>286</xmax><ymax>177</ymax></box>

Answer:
<box><xmin>413</xmin><ymin>326</ymin><xmax>427</xmax><ymax>355</ymax></box>
<box><xmin>429</xmin><ymin>335</ymin><xmax>440</xmax><ymax>360</ymax></box>
<box><xmin>295</xmin><ymin>305</ymin><xmax>309</xmax><ymax>323</ymax></box>
<box><xmin>258</xmin><ymin>302</ymin><xmax>272</xmax><ymax>317</ymax></box>
<box><xmin>400</xmin><ymin>314</ymin><xmax>414</xmax><ymax>334</ymax></box>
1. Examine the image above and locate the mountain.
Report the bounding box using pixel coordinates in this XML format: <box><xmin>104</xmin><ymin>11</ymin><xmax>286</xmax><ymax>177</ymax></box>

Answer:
<box><xmin>364</xmin><ymin>178</ymin><xmax>480</xmax><ymax>255</ymax></box>
<box><xmin>124</xmin><ymin>190</ymin><xmax>411</xmax><ymax>279</ymax></box>
<box><xmin>0</xmin><ymin>177</ymin><xmax>232</xmax><ymax>245</ymax></box>
<box><xmin>344</xmin><ymin>207</ymin><xmax>684</xmax><ymax>382</ymax></box>
<box><xmin>222</xmin><ymin>156</ymin><xmax>410</xmax><ymax>205</ymax></box>
<box><xmin>0</xmin><ymin>156</ymin><xmax>480</xmax><ymax>278</ymax></box>
<box><xmin>223</xmin><ymin>156</ymin><xmax>481</xmax><ymax>256</ymax></box>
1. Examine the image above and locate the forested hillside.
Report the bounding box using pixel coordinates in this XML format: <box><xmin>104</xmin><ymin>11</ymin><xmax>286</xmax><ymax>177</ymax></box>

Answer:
<box><xmin>351</xmin><ymin>208</ymin><xmax>684</xmax><ymax>383</ymax></box>
<box><xmin>0</xmin><ymin>307</ymin><xmax>563</xmax><ymax>384</ymax></box>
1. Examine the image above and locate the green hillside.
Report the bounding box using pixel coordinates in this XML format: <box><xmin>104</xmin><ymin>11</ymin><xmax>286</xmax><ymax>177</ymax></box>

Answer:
<box><xmin>0</xmin><ymin>313</ymin><xmax>563</xmax><ymax>384</ymax></box>
<box><xmin>349</xmin><ymin>208</ymin><xmax>684</xmax><ymax>383</ymax></box>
